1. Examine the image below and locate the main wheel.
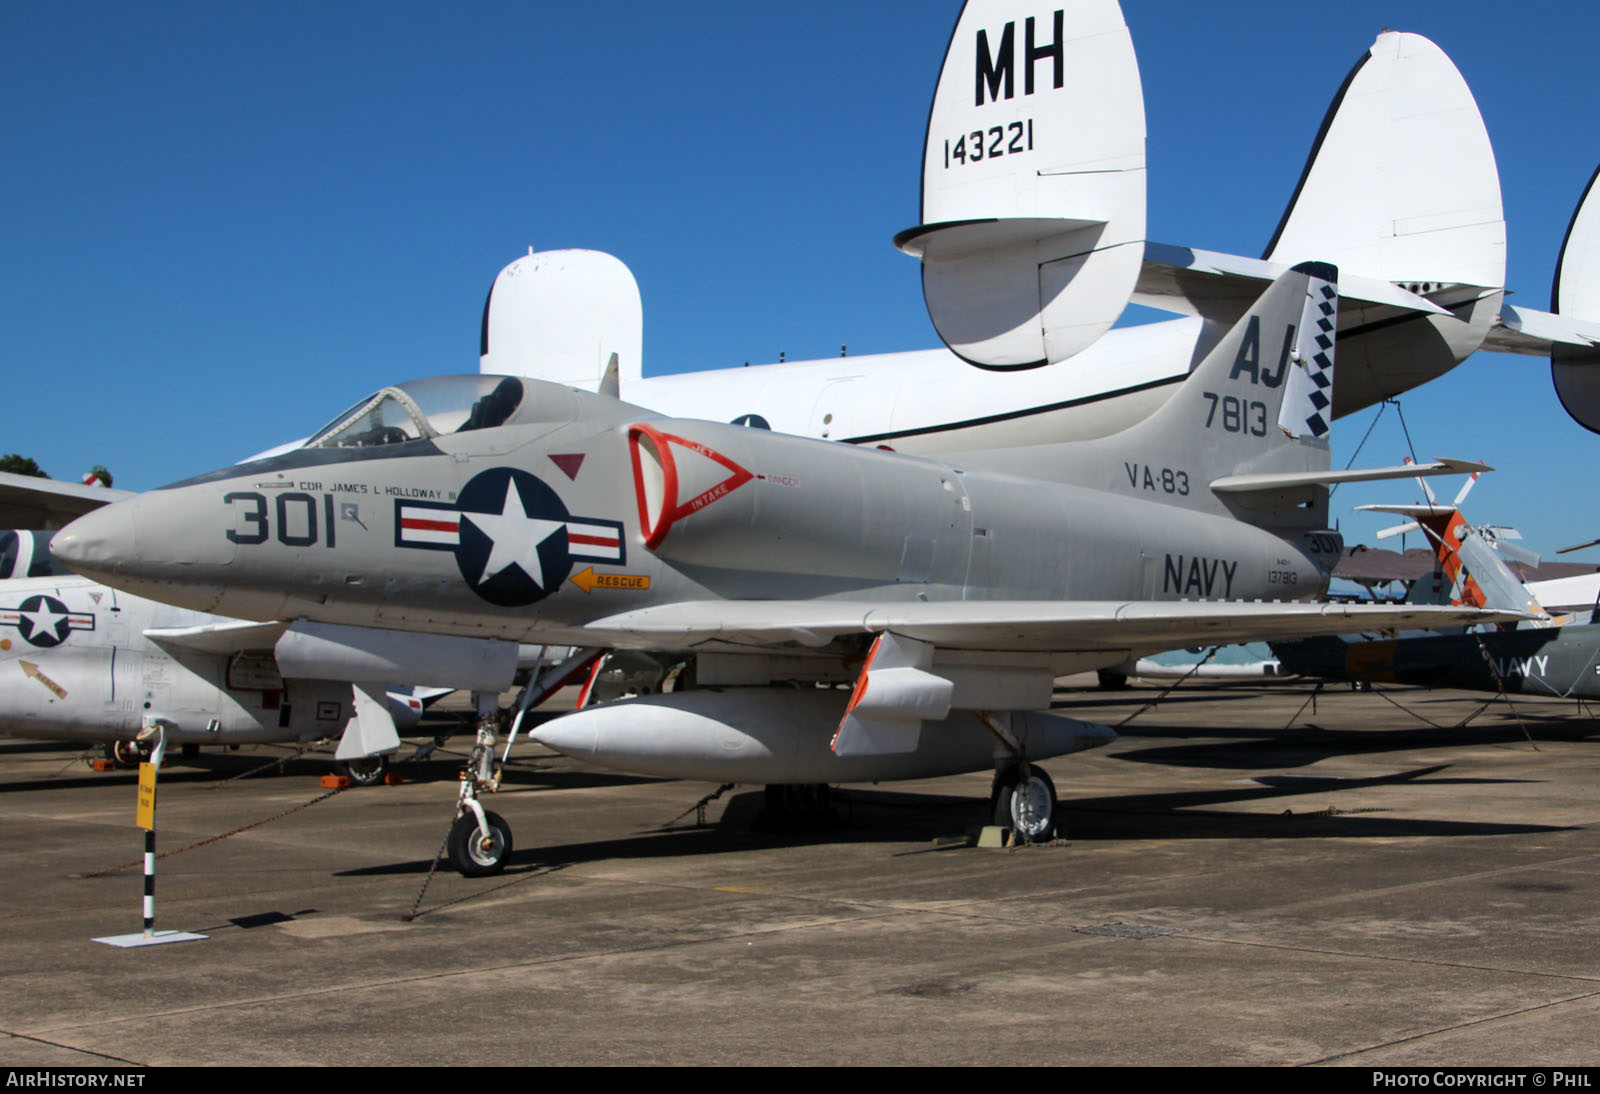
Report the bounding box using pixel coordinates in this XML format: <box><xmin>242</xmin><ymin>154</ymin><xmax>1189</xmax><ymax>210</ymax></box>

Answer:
<box><xmin>106</xmin><ymin>740</ymin><xmax>147</xmax><ymax>769</ymax></box>
<box><xmin>447</xmin><ymin>810</ymin><xmax>512</xmax><ymax>877</ymax></box>
<box><xmin>335</xmin><ymin>754</ymin><xmax>389</xmax><ymax>787</ymax></box>
<box><xmin>992</xmin><ymin>766</ymin><xmax>1057</xmax><ymax>843</ymax></box>
<box><xmin>1096</xmin><ymin>668</ymin><xmax>1129</xmax><ymax>690</ymax></box>
<box><xmin>763</xmin><ymin>783</ymin><xmax>834</xmax><ymax>826</ymax></box>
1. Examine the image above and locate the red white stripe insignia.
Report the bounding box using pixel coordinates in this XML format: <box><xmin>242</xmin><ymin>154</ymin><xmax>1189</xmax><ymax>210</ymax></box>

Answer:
<box><xmin>397</xmin><ymin>504</ymin><xmax>461</xmax><ymax>547</ymax></box>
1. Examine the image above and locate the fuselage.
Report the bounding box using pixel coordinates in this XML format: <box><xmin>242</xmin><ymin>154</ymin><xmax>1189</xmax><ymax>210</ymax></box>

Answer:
<box><xmin>0</xmin><ymin>573</ymin><xmax>374</xmax><ymax>744</ymax></box>
<box><xmin>51</xmin><ymin>375</ymin><xmax>1337</xmax><ymax>665</ymax></box>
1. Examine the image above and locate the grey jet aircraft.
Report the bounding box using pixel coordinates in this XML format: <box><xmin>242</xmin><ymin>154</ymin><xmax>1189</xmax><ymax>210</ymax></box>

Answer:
<box><xmin>53</xmin><ymin>264</ymin><xmax>1521</xmax><ymax>874</ymax></box>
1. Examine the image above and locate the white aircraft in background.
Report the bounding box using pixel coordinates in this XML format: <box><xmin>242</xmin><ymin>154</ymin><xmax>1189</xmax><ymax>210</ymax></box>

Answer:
<box><xmin>479</xmin><ymin>1</ymin><xmax>1600</xmax><ymax>449</ymax></box>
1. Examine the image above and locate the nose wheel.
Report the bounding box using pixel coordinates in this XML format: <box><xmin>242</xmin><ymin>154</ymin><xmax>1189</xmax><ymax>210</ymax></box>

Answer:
<box><xmin>447</xmin><ymin>809</ymin><xmax>512</xmax><ymax>876</ymax></box>
<box><xmin>444</xmin><ymin>694</ymin><xmax>515</xmax><ymax>877</ymax></box>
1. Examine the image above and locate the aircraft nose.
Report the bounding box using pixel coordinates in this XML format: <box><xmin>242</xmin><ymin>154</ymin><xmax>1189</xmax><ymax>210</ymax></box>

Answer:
<box><xmin>52</xmin><ymin>502</ymin><xmax>139</xmax><ymax>582</ymax></box>
<box><xmin>53</xmin><ymin>491</ymin><xmax>246</xmax><ymax>614</ymax></box>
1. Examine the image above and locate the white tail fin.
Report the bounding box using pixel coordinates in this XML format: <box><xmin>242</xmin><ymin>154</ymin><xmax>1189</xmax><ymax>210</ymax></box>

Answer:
<box><xmin>1551</xmin><ymin>166</ymin><xmax>1600</xmax><ymax>432</ymax></box>
<box><xmin>479</xmin><ymin>249</ymin><xmax>643</xmax><ymax>395</ymax></box>
<box><xmin>1263</xmin><ymin>32</ymin><xmax>1504</xmax><ymax>291</ymax></box>
<box><xmin>895</xmin><ymin>0</ymin><xmax>1144</xmax><ymax>369</ymax></box>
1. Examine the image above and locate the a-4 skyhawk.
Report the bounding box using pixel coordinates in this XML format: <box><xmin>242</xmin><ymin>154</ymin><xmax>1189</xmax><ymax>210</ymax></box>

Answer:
<box><xmin>54</xmin><ymin>264</ymin><xmax>1521</xmax><ymax>874</ymax></box>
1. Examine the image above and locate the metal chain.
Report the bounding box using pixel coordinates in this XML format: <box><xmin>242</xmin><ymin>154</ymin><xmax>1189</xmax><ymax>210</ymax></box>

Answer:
<box><xmin>665</xmin><ymin>782</ymin><xmax>735</xmax><ymax>827</ymax></box>
<box><xmin>1471</xmin><ymin>632</ymin><xmax>1539</xmax><ymax>749</ymax></box>
<box><xmin>401</xmin><ymin>820</ymin><xmax>457</xmax><ymax>922</ymax></box>
<box><xmin>1113</xmin><ymin>647</ymin><xmax>1218</xmax><ymax>728</ymax></box>
<box><xmin>82</xmin><ymin>784</ymin><xmax>348</xmax><ymax>877</ymax></box>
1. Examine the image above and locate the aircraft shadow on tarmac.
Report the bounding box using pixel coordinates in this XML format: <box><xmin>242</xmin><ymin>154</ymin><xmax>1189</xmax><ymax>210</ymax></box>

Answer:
<box><xmin>1106</xmin><ymin>710</ymin><xmax>1600</xmax><ymax>772</ymax></box>
<box><xmin>1060</xmin><ymin>763</ymin><xmax>1572</xmax><ymax>842</ymax></box>
<box><xmin>334</xmin><ymin>751</ymin><xmax>1574</xmax><ymax>882</ymax></box>
<box><xmin>334</xmin><ymin>785</ymin><xmax>991</xmax><ymax>879</ymax></box>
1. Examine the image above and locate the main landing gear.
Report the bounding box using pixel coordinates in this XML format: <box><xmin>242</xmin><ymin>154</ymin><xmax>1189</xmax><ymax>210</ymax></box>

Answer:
<box><xmin>103</xmin><ymin>740</ymin><xmax>150</xmax><ymax>769</ymax></box>
<box><xmin>335</xmin><ymin>753</ymin><xmax>390</xmax><ymax>787</ymax></box>
<box><xmin>991</xmin><ymin>764</ymin><xmax>1058</xmax><ymax>843</ymax></box>
<box><xmin>761</xmin><ymin>783</ymin><xmax>840</xmax><ymax>828</ymax></box>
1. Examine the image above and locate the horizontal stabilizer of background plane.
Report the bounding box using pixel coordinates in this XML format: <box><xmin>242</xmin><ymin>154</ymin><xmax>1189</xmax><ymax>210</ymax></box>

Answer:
<box><xmin>897</xmin><ymin>0</ymin><xmax>1145</xmax><ymax>369</ymax></box>
<box><xmin>478</xmin><ymin>248</ymin><xmax>642</xmax><ymax>395</ymax></box>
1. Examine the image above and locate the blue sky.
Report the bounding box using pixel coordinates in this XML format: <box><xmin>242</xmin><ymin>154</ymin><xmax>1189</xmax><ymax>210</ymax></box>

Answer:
<box><xmin>3</xmin><ymin>2</ymin><xmax>1596</xmax><ymax>559</ymax></box>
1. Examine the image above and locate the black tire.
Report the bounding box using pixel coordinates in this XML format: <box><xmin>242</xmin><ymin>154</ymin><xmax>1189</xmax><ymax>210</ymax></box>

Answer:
<box><xmin>1097</xmin><ymin>668</ymin><xmax>1129</xmax><ymax>690</ymax></box>
<box><xmin>763</xmin><ymin>783</ymin><xmax>833</xmax><ymax>825</ymax></box>
<box><xmin>335</xmin><ymin>754</ymin><xmax>389</xmax><ymax>787</ymax></box>
<box><xmin>992</xmin><ymin>766</ymin><xmax>1057</xmax><ymax>843</ymax></box>
<box><xmin>106</xmin><ymin>740</ymin><xmax>146</xmax><ymax>769</ymax></box>
<box><xmin>447</xmin><ymin>810</ymin><xmax>512</xmax><ymax>877</ymax></box>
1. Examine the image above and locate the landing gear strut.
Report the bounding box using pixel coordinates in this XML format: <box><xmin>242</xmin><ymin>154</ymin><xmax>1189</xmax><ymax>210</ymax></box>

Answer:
<box><xmin>446</xmin><ymin>693</ymin><xmax>512</xmax><ymax>876</ymax></box>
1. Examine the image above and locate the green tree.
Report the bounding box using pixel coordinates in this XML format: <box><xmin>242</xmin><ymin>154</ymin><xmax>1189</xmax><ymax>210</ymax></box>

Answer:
<box><xmin>0</xmin><ymin>454</ymin><xmax>47</xmax><ymax>478</ymax></box>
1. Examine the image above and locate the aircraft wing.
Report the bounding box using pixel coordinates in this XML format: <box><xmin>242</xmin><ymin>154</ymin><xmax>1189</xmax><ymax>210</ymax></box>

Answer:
<box><xmin>0</xmin><ymin>471</ymin><xmax>136</xmax><ymax>530</ymax></box>
<box><xmin>144</xmin><ymin>619</ymin><xmax>289</xmax><ymax>654</ymax></box>
<box><xmin>578</xmin><ymin>600</ymin><xmax>1525</xmax><ymax>658</ymax></box>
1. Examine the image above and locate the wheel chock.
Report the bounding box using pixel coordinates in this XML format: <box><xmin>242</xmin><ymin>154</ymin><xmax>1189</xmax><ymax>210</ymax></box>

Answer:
<box><xmin>320</xmin><ymin>774</ymin><xmax>353</xmax><ymax>789</ymax></box>
<box><xmin>382</xmin><ymin>773</ymin><xmax>405</xmax><ymax>786</ymax></box>
<box><xmin>974</xmin><ymin>825</ymin><xmax>1011</xmax><ymax>848</ymax></box>
<box><xmin>90</xmin><ymin>760</ymin><xmax>116</xmax><ymax>772</ymax></box>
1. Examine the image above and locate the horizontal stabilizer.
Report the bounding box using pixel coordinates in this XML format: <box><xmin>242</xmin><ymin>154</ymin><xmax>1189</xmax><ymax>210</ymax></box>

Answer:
<box><xmin>901</xmin><ymin>0</ymin><xmax>1144</xmax><ymax>368</ymax></box>
<box><xmin>1211</xmin><ymin>458</ymin><xmax>1490</xmax><ymax>498</ymax></box>
<box><xmin>1481</xmin><ymin>303</ymin><xmax>1600</xmax><ymax>355</ymax></box>
<box><xmin>1137</xmin><ymin>243</ymin><xmax>1454</xmax><ymax>322</ymax></box>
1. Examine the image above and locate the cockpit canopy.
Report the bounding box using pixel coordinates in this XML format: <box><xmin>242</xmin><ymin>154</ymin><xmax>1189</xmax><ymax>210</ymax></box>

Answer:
<box><xmin>306</xmin><ymin>375</ymin><xmax>530</xmax><ymax>449</ymax></box>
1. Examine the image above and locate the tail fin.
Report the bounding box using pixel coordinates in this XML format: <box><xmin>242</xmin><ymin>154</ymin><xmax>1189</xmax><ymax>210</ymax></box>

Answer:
<box><xmin>1551</xmin><ymin>165</ymin><xmax>1600</xmax><ymax>432</ymax></box>
<box><xmin>479</xmin><ymin>249</ymin><xmax>643</xmax><ymax>395</ymax></box>
<box><xmin>979</xmin><ymin>263</ymin><xmax>1338</xmax><ymax>526</ymax></box>
<box><xmin>1263</xmin><ymin>32</ymin><xmax>1504</xmax><ymax>292</ymax></box>
<box><xmin>1090</xmin><ymin>262</ymin><xmax>1336</xmax><ymax>520</ymax></box>
<box><xmin>1361</xmin><ymin>502</ymin><xmax>1550</xmax><ymax>620</ymax></box>
<box><xmin>894</xmin><ymin>0</ymin><xmax>1145</xmax><ymax>369</ymax></box>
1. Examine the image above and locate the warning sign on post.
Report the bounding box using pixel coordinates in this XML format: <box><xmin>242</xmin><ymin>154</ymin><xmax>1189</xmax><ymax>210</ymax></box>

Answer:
<box><xmin>136</xmin><ymin>762</ymin><xmax>157</xmax><ymax>831</ymax></box>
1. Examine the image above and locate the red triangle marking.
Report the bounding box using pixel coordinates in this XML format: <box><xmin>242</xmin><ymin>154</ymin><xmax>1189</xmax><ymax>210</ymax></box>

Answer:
<box><xmin>549</xmin><ymin>453</ymin><xmax>586</xmax><ymax>481</ymax></box>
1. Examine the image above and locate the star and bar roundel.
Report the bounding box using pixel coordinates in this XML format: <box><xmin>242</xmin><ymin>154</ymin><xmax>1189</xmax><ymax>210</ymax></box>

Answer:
<box><xmin>393</xmin><ymin>467</ymin><xmax>624</xmax><ymax>607</ymax></box>
<box><xmin>0</xmin><ymin>594</ymin><xmax>95</xmax><ymax>648</ymax></box>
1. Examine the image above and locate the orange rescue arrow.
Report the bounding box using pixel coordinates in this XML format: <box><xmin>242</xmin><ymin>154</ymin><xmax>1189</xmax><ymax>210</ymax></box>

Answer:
<box><xmin>568</xmin><ymin>567</ymin><xmax>652</xmax><ymax>595</ymax></box>
<box><xmin>19</xmin><ymin>660</ymin><xmax>67</xmax><ymax>699</ymax></box>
